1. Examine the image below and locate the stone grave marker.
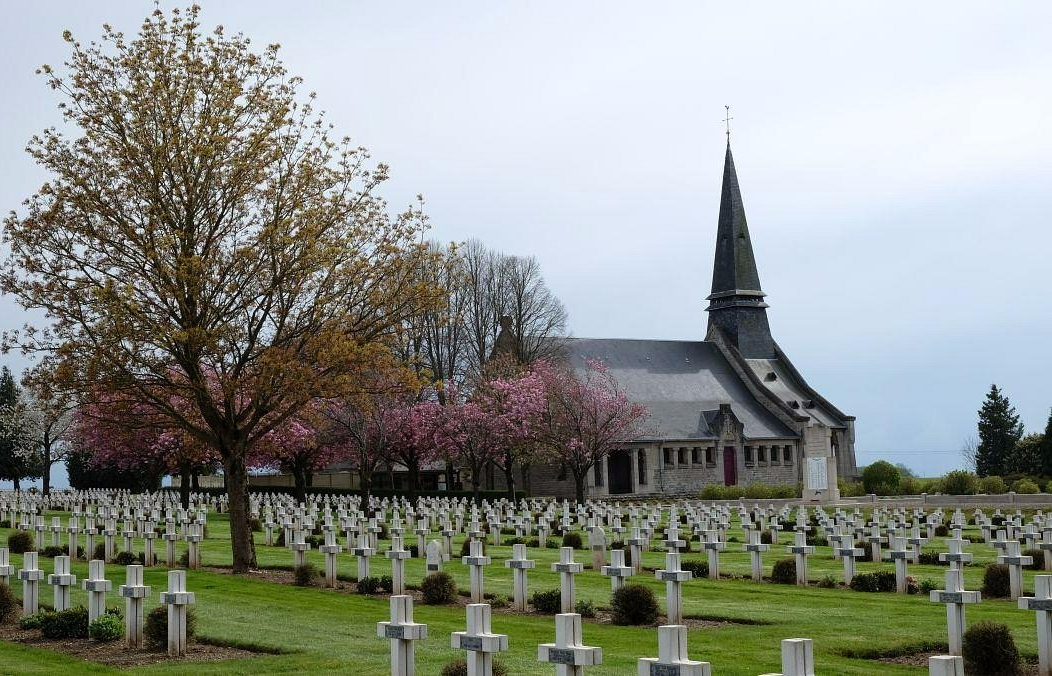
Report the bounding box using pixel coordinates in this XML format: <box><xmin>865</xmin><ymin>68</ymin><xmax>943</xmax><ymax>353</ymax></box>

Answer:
<box><xmin>537</xmin><ymin>612</ymin><xmax>602</xmax><ymax>676</ymax></box>
<box><xmin>120</xmin><ymin>564</ymin><xmax>151</xmax><ymax>649</ymax></box>
<box><xmin>930</xmin><ymin>569</ymin><xmax>980</xmax><ymax>655</ymax></box>
<box><xmin>47</xmin><ymin>555</ymin><xmax>77</xmax><ymax>611</ymax></box>
<box><xmin>377</xmin><ymin>595</ymin><xmax>427</xmax><ymax>676</ymax></box>
<box><xmin>160</xmin><ymin>569</ymin><xmax>196</xmax><ymax>657</ymax></box>
<box><xmin>451</xmin><ymin>603</ymin><xmax>508</xmax><ymax>676</ymax></box>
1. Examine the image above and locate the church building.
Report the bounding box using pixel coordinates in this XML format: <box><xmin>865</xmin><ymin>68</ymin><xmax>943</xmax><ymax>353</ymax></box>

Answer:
<box><xmin>505</xmin><ymin>142</ymin><xmax>857</xmax><ymax>501</ymax></box>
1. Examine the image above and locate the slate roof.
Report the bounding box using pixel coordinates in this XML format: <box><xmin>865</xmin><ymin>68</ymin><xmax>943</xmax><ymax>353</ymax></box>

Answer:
<box><xmin>557</xmin><ymin>337</ymin><xmax>796</xmax><ymax>442</ymax></box>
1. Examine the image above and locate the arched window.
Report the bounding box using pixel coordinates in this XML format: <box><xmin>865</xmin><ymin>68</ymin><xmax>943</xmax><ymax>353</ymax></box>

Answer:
<box><xmin>638</xmin><ymin>450</ymin><xmax>648</xmax><ymax>485</ymax></box>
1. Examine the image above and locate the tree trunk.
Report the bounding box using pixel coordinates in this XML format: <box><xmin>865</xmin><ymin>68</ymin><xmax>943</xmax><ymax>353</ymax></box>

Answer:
<box><xmin>224</xmin><ymin>453</ymin><xmax>257</xmax><ymax>573</ymax></box>
<box><xmin>179</xmin><ymin>462</ymin><xmax>191</xmax><ymax>509</ymax></box>
<box><xmin>504</xmin><ymin>461</ymin><xmax>517</xmax><ymax>501</ymax></box>
<box><xmin>292</xmin><ymin>465</ymin><xmax>307</xmax><ymax>505</ymax></box>
<box><xmin>41</xmin><ymin>431</ymin><xmax>52</xmax><ymax>496</ymax></box>
<box><xmin>407</xmin><ymin>458</ymin><xmax>419</xmax><ymax>501</ymax></box>
<box><xmin>470</xmin><ymin>465</ymin><xmax>482</xmax><ymax>504</ymax></box>
<box><xmin>191</xmin><ymin>470</ymin><xmax>200</xmax><ymax>491</ymax></box>
<box><xmin>445</xmin><ymin>460</ymin><xmax>455</xmax><ymax>491</ymax></box>
<box><xmin>573</xmin><ymin>470</ymin><xmax>586</xmax><ymax>505</ymax></box>
<box><xmin>12</xmin><ymin>475</ymin><xmax>20</xmax><ymax>492</ymax></box>
<box><xmin>521</xmin><ymin>461</ymin><xmax>532</xmax><ymax>496</ymax></box>
<box><xmin>360</xmin><ymin>469</ymin><xmax>372</xmax><ymax>515</ymax></box>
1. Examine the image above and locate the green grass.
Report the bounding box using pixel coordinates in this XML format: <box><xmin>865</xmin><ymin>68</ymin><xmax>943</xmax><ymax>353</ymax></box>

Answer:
<box><xmin>0</xmin><ymin>512</ymin><xmax>1042</xmax><ymax>674</ymax></box>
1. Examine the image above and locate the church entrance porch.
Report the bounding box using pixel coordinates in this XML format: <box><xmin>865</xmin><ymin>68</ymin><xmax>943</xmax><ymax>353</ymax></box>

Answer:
<box><xmin>723</xmin><ymin>447</ymin><xmax>737</xmax><ymax>486</ymax></box>
<box><xmin>607</xmin><ymin>450</ymin><xmax>633</xmax><ymax>494</ymax></box>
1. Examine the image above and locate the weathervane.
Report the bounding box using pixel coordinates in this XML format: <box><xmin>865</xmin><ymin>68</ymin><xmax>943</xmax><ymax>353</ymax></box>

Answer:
<box><xmin>723</xmin><ymin>105</ymin><xmax>733</xmax><ymax>141</ymax></box>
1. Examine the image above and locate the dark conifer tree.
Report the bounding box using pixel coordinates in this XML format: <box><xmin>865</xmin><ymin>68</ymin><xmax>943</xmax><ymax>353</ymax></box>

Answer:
<box><xmin>975</xmin><ymin>384</ymin><xmax>1024</xmax><ymax>477</ymax></box>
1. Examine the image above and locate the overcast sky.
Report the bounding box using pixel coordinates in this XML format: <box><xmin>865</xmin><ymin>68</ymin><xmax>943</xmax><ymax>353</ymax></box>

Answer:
<box><xmin>2</xmin><ymin>2</ymin><xmax>1050</xmax><ymax>487</ymax></box>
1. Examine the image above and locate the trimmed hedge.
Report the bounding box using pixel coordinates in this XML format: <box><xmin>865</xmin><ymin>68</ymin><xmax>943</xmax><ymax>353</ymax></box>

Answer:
<box><xmin>611</xmin><ymin>584</ymin><xmax>659</xmax><ymax>625</ymax></box>
<box><xmin>6</xmin><ymin>531</ymin><xmax>33</xmax><ymax>554</ymax></box>
<box><xmin>771</xmin><ymin>558</ymin><xmax>796</xmax><ymax>584</ymax></box>
<box><xmin>144</xmin><ymin>605</ymin><xmax>196</xmax><ymax>651</ymax></box>
<box><xmin>530</xmin><ymin>589</ymin><xmax>562</xmax><ymax>614</ymax></box>
<box><xmin>962</xmin><ymin>621</ymin><xmax>1019</xmax><ymax>675</ymax></box>
<box><xmin>421</xmin><ymin>572</ymin><xmax>457</xmax><ymax>605</ymax></box>
<box><xmin>849</xmin><ymin>571</ymin><xmax>896</xmax><ymax>593</ymax></box>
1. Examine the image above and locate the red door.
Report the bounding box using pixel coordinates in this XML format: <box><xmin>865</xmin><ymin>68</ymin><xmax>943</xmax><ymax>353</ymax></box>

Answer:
<box><xmin>723</xmin><ymin>447</ymin><xmax>737</xmax><ymax>486</ymax></box>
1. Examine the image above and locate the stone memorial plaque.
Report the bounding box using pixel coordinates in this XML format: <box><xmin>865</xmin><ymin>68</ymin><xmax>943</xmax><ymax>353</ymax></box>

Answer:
<box><xmin>806</xmin><ymin>457</ymin><xmax>828</xmax><ymax>490</ymax></box>
<box><xmin>1027</xmin><ymin>598</ymin><xmax>1052</xmax><ymax>611</ymax></box>
<box><xmin>459</xmin><ymin>636</ymin><xmax>483</xmax><ymax>652</ymax></box>
<box><xmin>939</xmin><ymin>591</ymin><xmax>964</xmax><ymax>603</ymax></box>
<box><xmin>650</xmin><ymin>664</ymin><xmax>683</xmax><ymax>676</ymax></box>
<box><xmin>548</xmin><ymin>648</ymin><xmax>576</xmax><ymax>664</ymax></box>
<box><xmin>384</xmin><ymin>625</ymin><xmax>405</xmax><ymax>639</ymax></box>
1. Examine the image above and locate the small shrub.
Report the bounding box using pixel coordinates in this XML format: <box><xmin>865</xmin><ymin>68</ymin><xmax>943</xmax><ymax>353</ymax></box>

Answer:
<box><xmin>357</xmin><ymin>576</ymin><xmax>381</xmax><ymax>594</ymax></box>
<box><xmin>1012</xmin><ymin>478</ymin><xmax>1040</xmax><ymax>494</ymax></box>
<box><xmin>771</xmin><ymin>558</ymin><xmax>796</xmax><ymax>584</ymax></box>
<box><xmin>575</xmin><ymin>599</ymin><xmax>597</xmax><ymax>618</ymax></box>
<box><xmin>6</xmin><ymin>531</ymin><xmax>33</xmax><ymax>554</ymax></box>
<box><xmin>0</xmin><ymin>583</ymin><xmax>18</xmax><ymax>623</ymax></box>
<box><xmin>817</xmin><ymin>574</ymin><xmax>837</xmax><ymax>589</ymax></box>
<box><xmin>407</xmin><ymin>544</ymin><xmax>419</xmax><ymax>557</ymax></box>
<box><xmin>0</xmin><ymin>520</ymin><xmax>9</xmax><ymax>529</ymax></box>
<box><xmin>249</xmin><ymin>518</ymin><xmax>263</xmax><ymax>532</ymax></box>
<box><xmin>421</xmin><ymin>572</ymin><xmax>457</xmax><ymax>605</ymax></box>
<box><xmin>919</xmin><ymin>579</ymin><xmax>939</xmax><ymax>594</ymax></box>
<box><xmin>849</xmin><ymin>571</ymin><xmax>897</xmax><ymax>593</ymax></box>
<box><xmin>1025</xmin><ymin>549</ymin><xmax>1043</xmax><ymax>570</ymax></box>
<box><xmin>40</xmin><ymin>606</ymin><xmax>89</xmax><ymax>639</ymax></box>
<box><xmin>680</xmin><ymin>560</ymin><xmax>708</xmax><ymax>579</ymax></box>
<box><xmin>934</xmin><ymin>524</ymin><xmax>949</xmax><ymax>537</ymax></box>
<box><xmin>40</xmin><ymin>546</ymin><xmax>64</xmax><ymax>558</ymax></box>
<box><xmin>378</xmin><ymin>575</ymin><xmax>394</xmax><ymax>593</ymax></box>
<box><xmin>531</xmin><ymin>589</ymin><xmax>562</xmax><ymax>614</ymax></box>
<box><xmin>294</xmin><ymin>563</ymin><xmax>319</xmax><ymax>587</ymax></box>
<box><xmin>89</xmin><ymin>614</ymin><xmax>124</xmax><ymax>642</ymax></box>
<box><xmin>611</xmin><ymin>584</ymin><xmax>659</xmax><ymax>625</ymax></box>
<box><xmin>489</xmin><ymin>594</ymin><xmax>509</xmax><ymax>609</ymax></box>
<box><xmin>760</xmin><ymin>531</ymin><xmax>774</xmax><ymax>545</ymax></box>
<box><xmin>962</xmin><ymin>620</ymin><xmax>1019</xmax><ymax>675</ymax></box>
<box><xmin>918</xmin><ymin>551</ymin><xmax>947</xmax><ymax>566</ymax></box>
<box><xmin>20</xmin><ymin>612</ymin><xmax>46</xmax><ymax>630</ymax></box>
<box><xmin>93</xmin><ymin>542</ymin><xmax>106</xmax><ymax>561</ymax></box>
<box><xmin>941</xmin><ymin>470</ymin><xmax>979</xmax><ymax>496</ymax></box>
<box><xmin>114</xmin><ymin>551</ymin><xmax>137</xmax><ymax>566</ymax></box>
<box><xmin>982</xmin><ymin>564</ymin><xmax>1011</xmax><ymax>598</ymax></box>
<box><xmin>144</xmin><ymin>605</ymin><xmax>196</xmax><ymax>651</ymax></box>
<box><xmin>178</xmin><ymin>550</ymin><xmax>190</xmax><ymax>568</ymax></box>
<box><xmin>440</xmin><ymin>658</ymin><xmax>509</xmax><ymax>676</ymax></box>
<box><xmin>275</xmin><ymin>530</ymin><xmax>286</xmax><ymax>547</ymax></box>
<box><xmin>562</xmin><ymin>532</ymin><xmax>583</xmax><ymax>550</ymax></box>
<box><xmin>979</xmin><ymin>476</ymin><xmax>1007</xmax><ymax>495</ymax></box>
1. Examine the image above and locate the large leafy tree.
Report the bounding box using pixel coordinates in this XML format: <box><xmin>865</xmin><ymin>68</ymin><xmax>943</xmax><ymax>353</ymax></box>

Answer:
<box><xmin>975</xmin><ymin>384</ymin><xmax>1024</xmax><ymax>478</ymax></box>
<box><xmin>0</xmin><ymin>366</ymin><xmax>42</xmax><ymax>490</ymax></box>
<box><xmin>20</xmin><ymin>372</ymin><xmax>76</xmax><ymax>495</ymax></box>
<box><xmin>0</xmin><ymin>6</ymin><xmax>440</xmax><ymax>571</ymax></box>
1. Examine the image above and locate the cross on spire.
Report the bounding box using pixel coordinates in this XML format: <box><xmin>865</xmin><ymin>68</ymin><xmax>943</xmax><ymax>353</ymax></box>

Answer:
<box><xmin>723</xmin><ymin>105</ymin><xmax>733</xmax><ymax>142</ymax></box>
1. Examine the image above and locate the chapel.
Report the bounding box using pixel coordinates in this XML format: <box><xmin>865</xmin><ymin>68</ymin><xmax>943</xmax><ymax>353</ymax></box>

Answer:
<box><xmin>505</xmin><ymin>142</ymin><xmax>858</xmax><ymax>500</ymax></box>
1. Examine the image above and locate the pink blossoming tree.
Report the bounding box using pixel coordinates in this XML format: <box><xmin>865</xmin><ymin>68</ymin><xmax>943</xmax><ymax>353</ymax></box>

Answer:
<box><xmin>535</xmin><ymin>359</ymin><xmax>649</xmax><ymax>504</ymax></box>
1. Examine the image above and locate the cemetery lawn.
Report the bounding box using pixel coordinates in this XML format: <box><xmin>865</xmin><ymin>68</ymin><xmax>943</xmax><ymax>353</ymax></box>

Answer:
<box><xmin>0</xmin><ymin>512</ymin><xmax>1042</xmax><ymax>674</ymax></box>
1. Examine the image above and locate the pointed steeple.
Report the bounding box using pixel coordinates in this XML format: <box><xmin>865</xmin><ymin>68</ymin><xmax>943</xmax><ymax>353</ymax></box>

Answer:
<box><xmin>705</xmin><ymin>142</ymin><xmax>775</xmax><ymax>358</ymax></box>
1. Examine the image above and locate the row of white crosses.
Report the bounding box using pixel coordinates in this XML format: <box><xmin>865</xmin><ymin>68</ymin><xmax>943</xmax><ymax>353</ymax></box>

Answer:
<box><xmin>11</xmin><ymin>551</ymin><xmax>196</xmax><ymax>657</ymax></box>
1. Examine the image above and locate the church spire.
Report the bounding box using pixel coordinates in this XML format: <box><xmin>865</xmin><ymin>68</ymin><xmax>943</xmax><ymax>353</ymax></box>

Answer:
<box><xmin>705</xmin><ymin>141</ymin><xmax>776</xmax><ymax>358</ymax></box>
